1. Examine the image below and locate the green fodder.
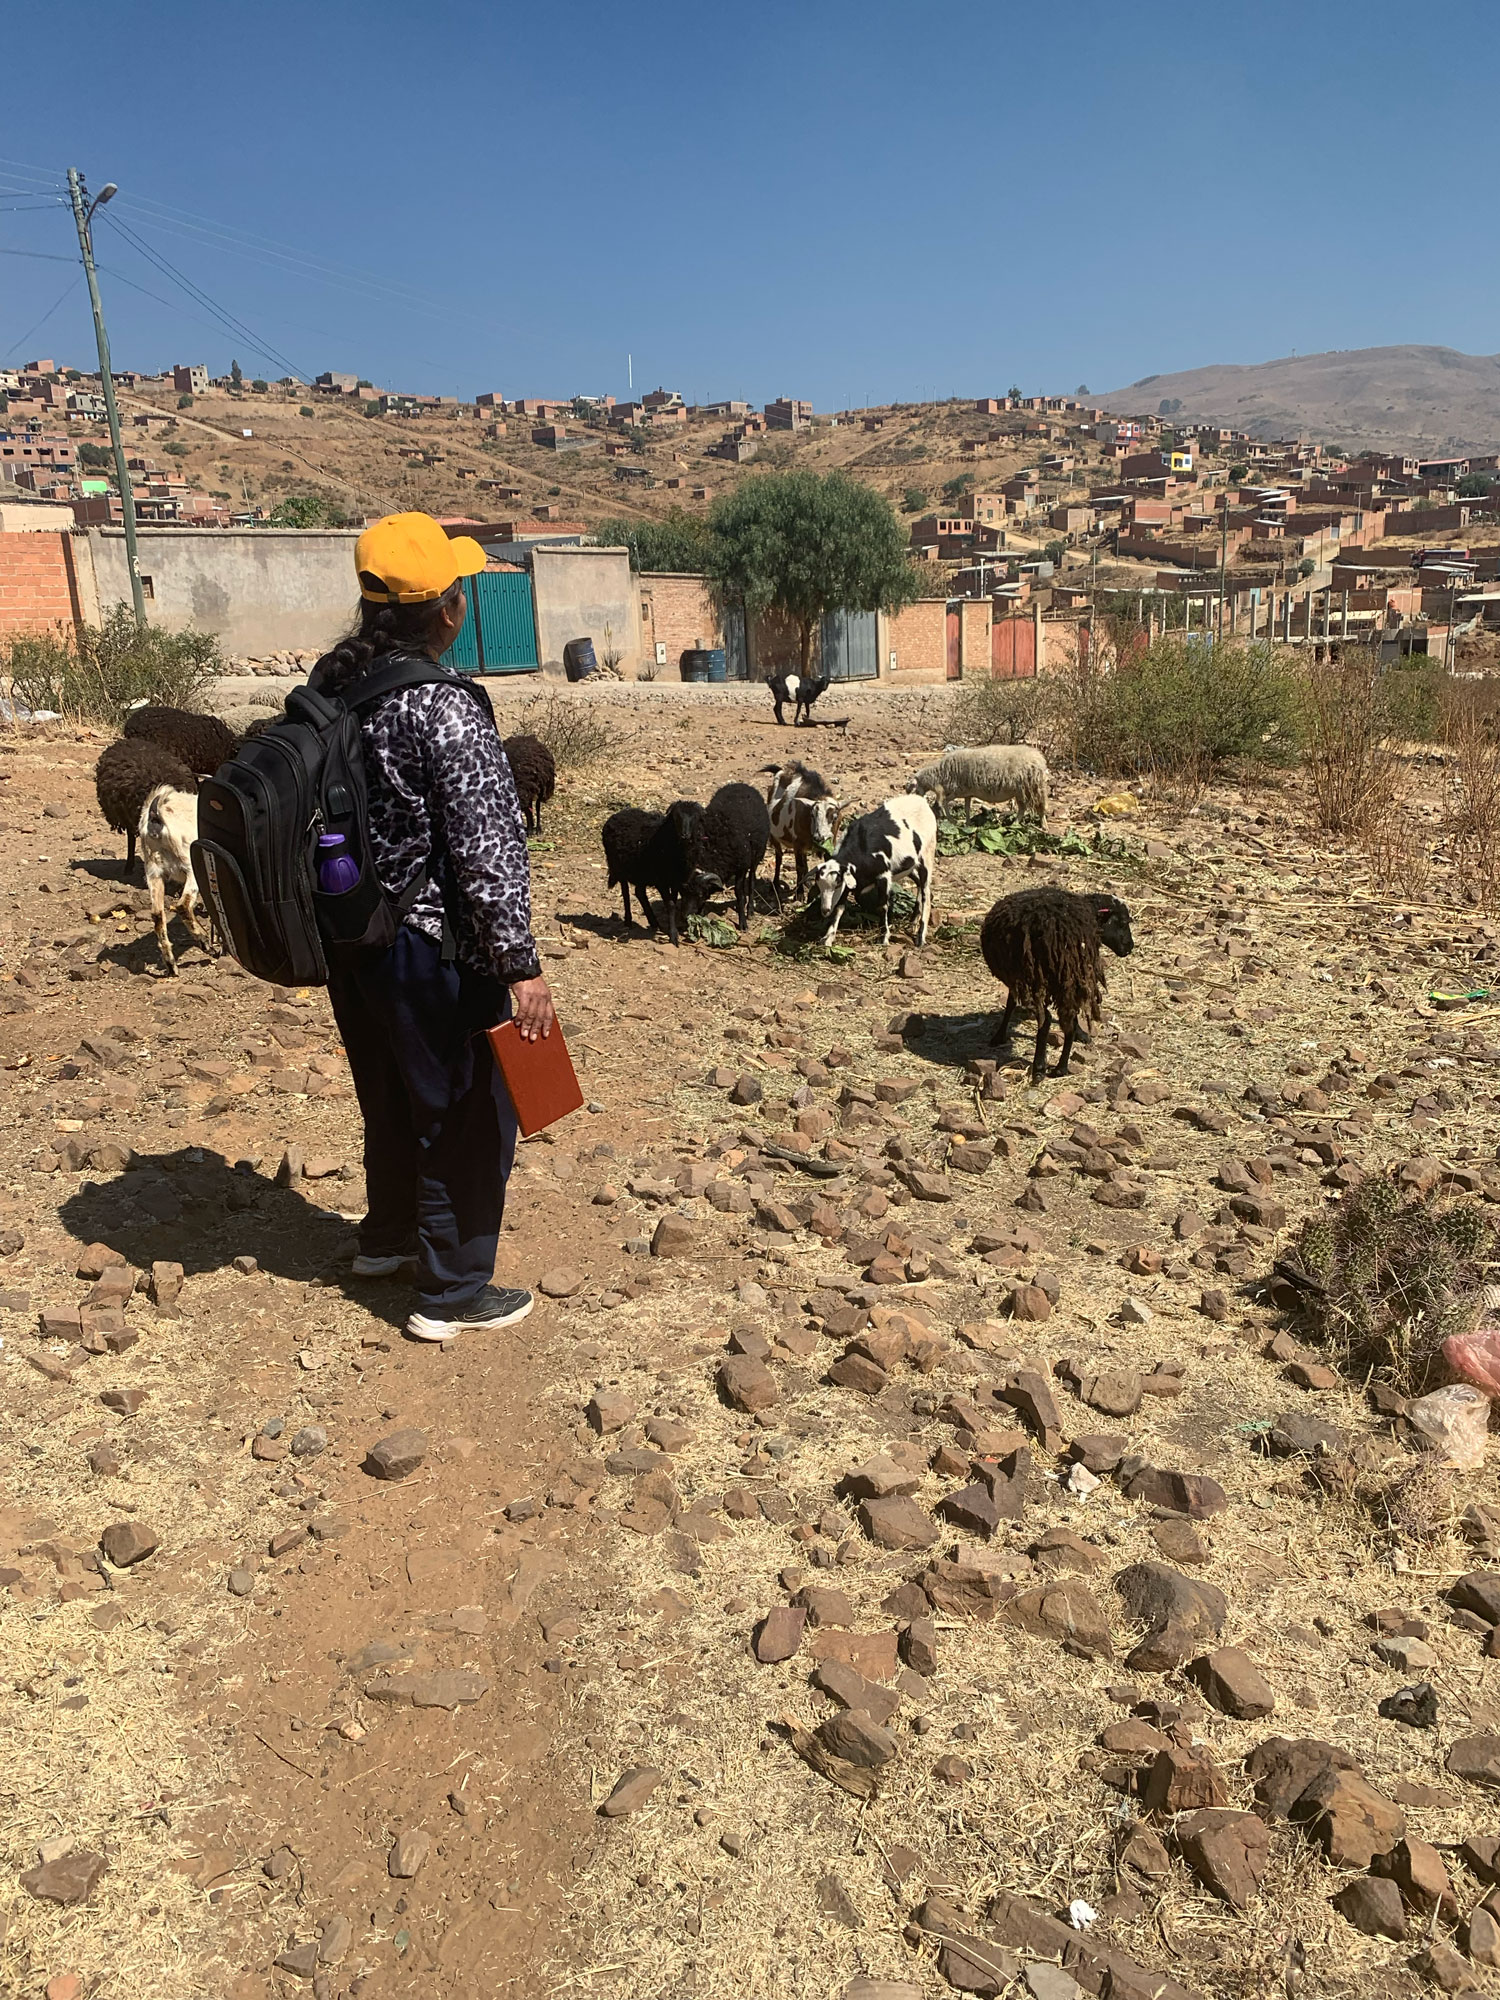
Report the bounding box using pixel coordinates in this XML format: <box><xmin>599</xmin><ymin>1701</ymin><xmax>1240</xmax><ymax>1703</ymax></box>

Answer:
<box><xmin>4</xmin><ymin>607</ymin><xmax>223</xmax><ymax>728</ymax></box>
<box><xmin>934</xmin><ymin>812</ymin><xmax>1129</xmax><ymax>862</ymax></box>
<box><xmin>509</xmin><ymin>688</ymin><xmax>618</xmax><ymax>767</ymax></box>
<box><xmin>1284</xmin><ymin>1172</ymin><xmax>1493</xmax><ymax>1393</ymax></box>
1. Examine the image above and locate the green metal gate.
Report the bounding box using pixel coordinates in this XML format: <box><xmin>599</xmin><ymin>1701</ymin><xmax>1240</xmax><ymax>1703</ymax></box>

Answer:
<box><xmin>441</xmin><ymin>570</ymin><xmax>539</xmax><ymax>674</ymax></box>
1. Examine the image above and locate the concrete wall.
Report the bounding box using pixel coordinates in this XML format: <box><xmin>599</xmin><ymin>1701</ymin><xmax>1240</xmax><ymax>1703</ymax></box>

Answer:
<box><xmin>530</xmin><ymin>544</ymin><xmax>639</xmax><ymax>677</ymax></box>
<box><xmin>87</xmin><ymin>527</ymin><xmax>362</xmax><ymax>656</ymax></box>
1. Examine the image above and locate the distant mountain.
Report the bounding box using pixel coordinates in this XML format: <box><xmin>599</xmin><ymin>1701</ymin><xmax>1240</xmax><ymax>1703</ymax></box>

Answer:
<box><xmin>1100</xmin><ymin>345</ymin><xmax>1500</xmax><ymax>453</ymax></box>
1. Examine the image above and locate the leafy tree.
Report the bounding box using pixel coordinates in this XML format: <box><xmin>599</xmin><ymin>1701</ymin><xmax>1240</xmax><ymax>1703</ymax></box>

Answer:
<box><xmin>1076</xmin><ymin>383</ymin><xmax>1090</xmax><ymax>397</ymax></box>
<box><xmin>1158</xmin><ymin>397</ymin><xmax>1182</xmax><ymax>416</ymax></box>
<box><xmin>266</xmin><ymin>495</ymin><xmax>329</xmax><ymax>528</ymax></box>
<box><xmin>941</xmin><ymin>472</ymin><xmax>975</xmax><ymax>503</ymax></box>
<box><xmin>78</xmin><ymin>441</ymin><xmax>113</xmax><ymax>469</ymax></box>
<box><xmin>1007</xmin><ymin>384</ymin><xmax>1022</xmax><ymax>399</ymax></box>
<box><xmin>177</xmin><ymin>394</ymin><xmax>193</xmax><ymax>410</ymax></box>
<box><xmin>300</xmin><ymin>406</ymin><xmax>315</xmax><ymax>418</ymax></box>
<box><xmin>1459</xmin><ymin>473</ymin><xmax>1497</xmax><ymax>497</ymax></box>
<box><xmin>230</xmin><ymin>359</ymin><xmax>243</xmax><ymax>387</ymax></box>
<box><xmin>1043</xmin><ymin>540</ymin><xmax>1067</xmax><ymax>568</ymax></box>
<box><xmin>1228</xmin><ymin>463</ymin><xmax>1248</xmax><ymax>482</ymax></box>
<box><xmin>1298</xmin><ymin>557</ymin><xmax>1317</xmax><ymax>578</ymax></box>
<box><xmin>251</xmin><ymin>378</ymin><xmax>268</xmax><ymax>393</ymax></box>
<box><xmin>592</xmin><ymin>509</ymin><xmax>709</xmax><ymax>573</ymax></box>
<box><xmin>705</xmin><ymin>470</ymin><xmax>923</xmax><ymax>675</ymax></box>
<box><xmin>902</xmin><ymin>487</ymin><xmax>928</xmax><ymax>513</ymax></box>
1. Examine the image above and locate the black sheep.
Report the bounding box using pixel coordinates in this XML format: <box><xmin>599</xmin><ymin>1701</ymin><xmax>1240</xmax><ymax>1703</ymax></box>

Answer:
<box><xmin>767</xmin><ymin>672</ymin><xmax>831</xmax><ymax>726</ymax></box>
<box><xmin>123</xmin><ymin>704</ymin><xmax>239</xmax><ymax>775</ymax></box>
<box><xmin>687</xmin><ymin>781</ymin><xmax>770</xmax><ymax>931</ymax></box>
<box><xmin>636</xmin><ymin>800</ymin><xmax>704</xmax><ymax>946</ymax></box>
<box><xmin>600</xmin><ymin>806</ymin><xmax>663</xmax><ymax>928</ymax></box>
<box><xmin>95</xmin><ymin>738</ymin><xmax>198</xmax><ymax>870</ymax></box>
<box><xmin>980</xmin><ymin>887</ymin><xmax>1134</xmax><ymax>1083</ymax></box>
<box><xmin>502</xmin><ymin>732</ymin><xmax>556</xmax><ymax>833</ymax></box>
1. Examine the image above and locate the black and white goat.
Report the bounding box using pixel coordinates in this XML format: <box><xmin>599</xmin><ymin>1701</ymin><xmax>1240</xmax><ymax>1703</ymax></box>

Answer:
<box><xmin>763</xmin><ymin>760</ymin><xmax>841</xmax><ymax>892</ymax></box>
<box><xmin>767</xmin><ymin>672</ymin><xmax>830</xmax><ymax>726</ymax></box>
<box><xmin>814</xmin><ymin>795</ymin><xmax>937</xmax><ymax>947</ymax></box>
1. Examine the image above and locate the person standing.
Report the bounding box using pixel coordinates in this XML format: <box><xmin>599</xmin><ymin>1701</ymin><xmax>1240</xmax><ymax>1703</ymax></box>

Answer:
<box><xmin>309</xmin><ymin>511</ymin><xmax>553</xmax><ymax>1342</ymax></box>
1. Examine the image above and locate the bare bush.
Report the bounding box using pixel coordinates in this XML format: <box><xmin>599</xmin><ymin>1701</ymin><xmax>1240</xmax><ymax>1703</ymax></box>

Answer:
<box><xmin>4</xmin><ymin>609</ymin><xmax>223</xmax><ymax>729</ymax></box>
<box><xmin>950</xmin><ymin>674</ymin><xmax>1053</xmax><ymax>748</ymax></box>
<box><xmin>1299</xmin><ymin>650</ymin><xmax>1399</xmax><ymax>833</ymax></box>
<box><xmin>1444</xmin><ymin>686</ymin><xmax>1500</xmax><ymax>908</ymax></box>
<box><xmin>510</xmin><ymin>689</ymin><xmax>618</xmax><ymax>767</ymax></box>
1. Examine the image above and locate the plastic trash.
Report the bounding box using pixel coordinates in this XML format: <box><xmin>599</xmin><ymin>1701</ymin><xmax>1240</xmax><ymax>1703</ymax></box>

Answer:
<box><xmin>1408</xmin><ymin>1382</ymin><xmax>1490</xmax><ymax>1468</ymax></box>
<box><xmin>1442</xmin><ymin>1327</ymin><xmax>1500</xmax><ymax>1398</ymax></box>
<box><xmin>1093</xmin><ymin>793</ymin><xmax>1136</xmax><ymax>817</ymax></box>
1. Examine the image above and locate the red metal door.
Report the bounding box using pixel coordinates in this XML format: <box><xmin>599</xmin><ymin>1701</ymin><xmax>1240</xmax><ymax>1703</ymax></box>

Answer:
<box><xmin>990</xmin><ymin>616</ymin><xmax>1036</xmax><ymax>679</ymax></box>
<box><xmin>946</xmin><ymin>608</ymin><xmax>961</xmax><ymax>680</ymax></box>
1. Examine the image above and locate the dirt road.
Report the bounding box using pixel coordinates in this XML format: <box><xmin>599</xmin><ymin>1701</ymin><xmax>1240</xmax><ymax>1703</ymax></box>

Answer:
<box><xmin>4</xmin><ymin>685</ymin><xmax>1500</xmax><ymax>1999</ymax></box>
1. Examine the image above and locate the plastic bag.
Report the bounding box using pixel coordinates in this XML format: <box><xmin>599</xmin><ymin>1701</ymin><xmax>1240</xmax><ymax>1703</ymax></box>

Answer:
<box><xmin>1443</xmin><ymin>1327</ymin><xmax>1500</xmax><ymax>1398</ymax></box>
<box><xmin>1409</xmin><ymin>1383</ymin><xmax>1491</xmax><ymax>1469</ymax></box>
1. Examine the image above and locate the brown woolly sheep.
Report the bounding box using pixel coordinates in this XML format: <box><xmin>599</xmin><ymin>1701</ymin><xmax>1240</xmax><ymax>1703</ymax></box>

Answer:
<box><xmin>123</xmin><ymin>704</ymin><xmax>239</xmax><ymax>775</ymax></box>
<box><xmin>501</xmin><ymin>733</ymin><xmax>557</xmax><ymax>833</ymax></box>
<box><xmin>980</xmin><ymin>887</ymin><xmax>1134</xmax><ymax>1083</ymax></box>
<box><xmin>95</xmin><ymin>737</ymin><xmax>197</xmax><ymax>870</ymax></box>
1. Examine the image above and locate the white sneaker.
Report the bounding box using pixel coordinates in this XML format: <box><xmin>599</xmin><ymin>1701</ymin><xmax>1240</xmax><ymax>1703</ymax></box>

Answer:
<box><xmin>406</xmin><ymin>1285</ymin><xmax>535</xmax><ymax>1344</ymax></box>
<box><xmin>351</xmin><ymin>1252</ymin><xmax>418</xmax><ymax>1279</ymax></box>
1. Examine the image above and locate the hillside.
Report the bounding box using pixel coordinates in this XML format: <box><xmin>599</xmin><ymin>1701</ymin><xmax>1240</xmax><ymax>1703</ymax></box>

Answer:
<box><xmin>1101</xmin><ymin>344</ymin><xmax>1500</xmax><ymax>453</ymax></box>
<box><xmin>110</xmin><ymin>383</ymin><xmax>1065</xmax><ymax>538</ymax></box>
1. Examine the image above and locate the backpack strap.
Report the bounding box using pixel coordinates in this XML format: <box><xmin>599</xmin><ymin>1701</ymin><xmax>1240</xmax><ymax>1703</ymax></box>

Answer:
<box><xmin>342</xmin><ymin>652</ymin><xmax>495</xmax><ymax>723</ymax></box>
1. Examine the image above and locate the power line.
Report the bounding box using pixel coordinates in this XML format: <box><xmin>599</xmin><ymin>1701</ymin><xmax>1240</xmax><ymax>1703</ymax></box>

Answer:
<box><xmin>0</xmin><ymin>246</ymin><xmax>75</xmax><ymax>261</ymax></box>
<box><xmin>99</xmin><ymin>212</ymin><xmax>308</xmax><ymax>381</ymax></box>
<box><xmin>3</xmin><ymin>275</ymin><xmax>82</xmax><ymax>366</ymax></box>
<box><xmin>0</xmin><ymin>153</ymin><xmax>68</xmax><ymax>182</ymax></box>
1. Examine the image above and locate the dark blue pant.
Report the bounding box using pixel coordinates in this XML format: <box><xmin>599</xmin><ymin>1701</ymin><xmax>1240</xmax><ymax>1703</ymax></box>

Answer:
<box><xmin>328</xmin><ymin>926</ymin><xmax>517</xmax><ymax>1311</ymax></box>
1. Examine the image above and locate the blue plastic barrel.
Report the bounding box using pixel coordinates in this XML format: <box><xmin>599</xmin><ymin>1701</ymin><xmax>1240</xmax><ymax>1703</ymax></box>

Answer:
<box><xmin>680</xmin><ymin>649</ymin><xmax>712</xmax><ymax>682</ymax></box>
<box><xmin>705</xmin><ymin>648</ymin><xmax>728</xmax><ymax>683</ymax></box>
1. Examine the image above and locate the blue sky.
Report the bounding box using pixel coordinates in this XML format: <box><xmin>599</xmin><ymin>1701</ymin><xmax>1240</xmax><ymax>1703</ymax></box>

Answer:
<box><xmin>4</xmin><ymin>0</ymin><xmax>1498</xmax><ymax>409</ymax></box>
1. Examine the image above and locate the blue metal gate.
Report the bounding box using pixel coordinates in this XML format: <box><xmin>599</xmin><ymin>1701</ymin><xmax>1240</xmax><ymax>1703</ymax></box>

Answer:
<box><xmin>820</xmin><ymin>607</ymin><xmax>879</xmax><ymax>681</ymax></box>
<box><xmin>442</xmin><ymin>570</ymin><xmax>539</xmax><ymax>674</ymax></box>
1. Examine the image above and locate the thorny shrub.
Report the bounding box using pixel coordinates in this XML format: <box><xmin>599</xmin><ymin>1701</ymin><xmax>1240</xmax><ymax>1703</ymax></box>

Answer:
<box><xmin>1280</xmin><ymin>1171</ymin><xmax>1494</xmax><ymax>1394</ymax></box>
<box><xmin>4</xmin><ymin>608</ymin><xmax>224</xmax><ymax>729</ymax></box>
<box><xmin>510</xmin><ymin>689</ymin><xmax>618</xmax><ymax>767</ymax></box>
<box><xmin>1443</xmin><ymin>685</ymin><xmax>1500</xmax><ymax>909</ymax></box>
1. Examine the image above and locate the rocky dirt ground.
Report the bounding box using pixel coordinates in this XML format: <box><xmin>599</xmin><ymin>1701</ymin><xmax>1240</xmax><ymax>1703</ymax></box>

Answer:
<box><xmin>4</xmin><ymin>682</ymin><xmax>1500</xmax><ymax>2000</ymax></box>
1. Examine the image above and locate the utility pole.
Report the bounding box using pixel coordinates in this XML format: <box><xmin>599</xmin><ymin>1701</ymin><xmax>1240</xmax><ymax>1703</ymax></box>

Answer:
<box><xmin>67</xmin><ymin>167</ymin><xmax>145</xmax><ymax>627</ymax></box>
<box><xmin>1216</xmin><ymin>486</ymin><xmax>1229</xmax><ymax>644</ymax></box>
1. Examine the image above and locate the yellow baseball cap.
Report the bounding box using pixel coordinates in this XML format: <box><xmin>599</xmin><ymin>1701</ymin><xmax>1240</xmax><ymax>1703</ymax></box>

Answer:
<box><xmin>355</xmin><ymin>511</ymin><xmax>487</xmax><ymax>604</ymax></box>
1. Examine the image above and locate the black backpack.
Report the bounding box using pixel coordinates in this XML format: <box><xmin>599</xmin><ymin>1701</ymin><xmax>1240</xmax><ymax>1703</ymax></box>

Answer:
<box><xmin>191</xmin><ymin>653</ymin><xmax>493</xmax><ymax>988</ymax></box>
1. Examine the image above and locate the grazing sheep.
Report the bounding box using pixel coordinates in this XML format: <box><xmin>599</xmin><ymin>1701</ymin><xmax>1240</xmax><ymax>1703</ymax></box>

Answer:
<box><xmin>123</xmin><ymin>704</ymin><xmax>239</xmax><ymax>775</ymax></box>
<box><xmin>95</xmin><ymin>737</ymin><xmax>197</xmax><ymax>869</ymax></box>
<box><xmin>634</xmin><ymin>800</ymin><xmax>705</xmax><ymax>946</ymax></box>
<box><xmin>763</xmin><ymin>760</ymin><xmax>841</xmax><ymax>892</ymax></box>
<box><xmin>909</xmin><ymin>743</ymin><xmax>1049</xmax><ymax>823</ymax></box>
<box><xmin>767</xmin><ymin>672</ymin><xmax>831</xmax><ymax>726</ymax></box>
<box><xmin>139</xmin><ymin>783</ymin><xmax>210</xmax><ymax>975</ymax></box>
<box><xmin>601</xmin><ymin>806</ymin><xmax>664</xmax><ymax>928</ymax></box>
<box><xmin>502</xmin><ymin>732</ymin><xmax>557</xmax><ymax>834</ymax></box>
<box><xmin>814</xmin><ymin>795</ymin><xmax>937</xmax><ymax>947</ymax></box>
<box><xmin>980</xmin><ymin>887</ymin><xmax>1134</xmax><ymax>1083</ymax></box>
<box><xmin>687</xmin><ymin>781</ymin><xmax>771</xmax><ymax>931</ymax></box>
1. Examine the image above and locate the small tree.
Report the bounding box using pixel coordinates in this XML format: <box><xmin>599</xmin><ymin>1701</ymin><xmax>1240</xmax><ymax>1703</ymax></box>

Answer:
<box><xmin>902</xmin><ymin>487</ymin><xmax>928</xmax><ymax>513</ymax></box>
<box><xmin>251</xmin><ymin>378</ymin><xmax>268</xmax><ymax>393</ymax></box>
<box><xmin>230</xmin><ymin>359</ymin><xmax>243</xmax><ymax>388</ymax></box>
<box><xmin>705</xmin><ymin>470</ymin><xmax>923</xmax><ymax>676</ymax></box>
<box><xmin>592</xmin><ymin>509</ymin><xmax>709</xmax><ymax>573</ymax></box>
<box><xmin>267</xmin><ymin>495</ymin><xmax>329</xmax><ymax>528</ymax></box>
<box><xmin>177</xmin><ymin>394</ymin><xmax>193</xmax><ymax>410</ymax></box>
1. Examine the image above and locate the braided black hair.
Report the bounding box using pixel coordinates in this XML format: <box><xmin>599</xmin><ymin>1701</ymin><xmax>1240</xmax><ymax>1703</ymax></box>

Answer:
<box><xmin>310</xmin><ymin>582</ymin><xmax>461</xmax><ymax>695</ymax></box>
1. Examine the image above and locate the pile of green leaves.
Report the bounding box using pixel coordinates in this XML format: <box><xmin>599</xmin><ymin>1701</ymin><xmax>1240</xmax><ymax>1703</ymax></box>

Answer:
<box><xmin>935</xmin><ymin>811</ymin><xmax>1126</xmax><ymax>862</ymax></box>
<box><xmin>1285</xmin><ymin>1173</ymin><xmax>1493</xmax><ymax>1391</ymax></box>
<box><xmin>686</xmin><ymin>913</ymin><xmax>739</xmax><ymax>948</ymax></box>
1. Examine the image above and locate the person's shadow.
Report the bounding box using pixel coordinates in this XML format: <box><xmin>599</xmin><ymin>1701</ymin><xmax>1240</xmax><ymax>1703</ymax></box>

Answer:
<box><xmin>57</xmin><ymin>1148</ymin><xmax>405</xmax><ymax>1327</ymax></box>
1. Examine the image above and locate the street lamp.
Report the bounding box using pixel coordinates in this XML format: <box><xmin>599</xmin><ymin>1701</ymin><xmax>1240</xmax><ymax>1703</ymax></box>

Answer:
<box><xmin>67</xmin><ymin>169</ymin><xmax>145</xmax><ymax>627</ymax></box>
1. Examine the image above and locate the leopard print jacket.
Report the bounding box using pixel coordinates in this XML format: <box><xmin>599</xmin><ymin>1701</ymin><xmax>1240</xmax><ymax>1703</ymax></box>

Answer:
<box><xmin>360</xmin><ymin>678</ymin><xmax>541</xmax><ymax>984</ymax></box>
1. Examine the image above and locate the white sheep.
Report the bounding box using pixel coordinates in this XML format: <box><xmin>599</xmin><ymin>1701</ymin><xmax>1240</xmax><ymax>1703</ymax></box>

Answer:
<box><xmin>139</xmin><ymin>783</ymin><xmax>210</xmax><ymax>975</ymax></box>
<box><xmin>908</xmin><ymin>743</ymin><xmax>1049</xmax><ymax>824</ymax></box>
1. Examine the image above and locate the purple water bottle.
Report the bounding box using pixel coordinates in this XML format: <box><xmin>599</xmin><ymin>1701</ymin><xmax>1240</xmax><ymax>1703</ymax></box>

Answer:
<box><xmin>317</xmin><ymin>833</ymin><xmax>359</xmax><ymax>894</ymax></box>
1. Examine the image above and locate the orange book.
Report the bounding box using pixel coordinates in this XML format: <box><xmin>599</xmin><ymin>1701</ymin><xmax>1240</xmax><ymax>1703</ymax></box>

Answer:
<box><xmin>486</xmin><ymin>1018</ymin><xmax>584</xmax><ymax>1137</ymax></box>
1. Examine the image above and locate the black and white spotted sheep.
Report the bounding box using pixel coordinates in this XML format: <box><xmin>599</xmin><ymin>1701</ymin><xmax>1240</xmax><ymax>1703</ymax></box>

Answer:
<box><xmin>813</xmin><ymin>794</ymin><xmax>937</xmax><ymax>947</ymax></box>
